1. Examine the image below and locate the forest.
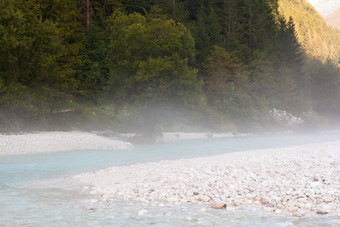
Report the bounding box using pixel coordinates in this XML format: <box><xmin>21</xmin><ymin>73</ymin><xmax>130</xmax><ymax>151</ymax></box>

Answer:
<box><xmin>0</xmin><ymin>0</ymin><xmax>339</xmax><ymax>132</ymax></box>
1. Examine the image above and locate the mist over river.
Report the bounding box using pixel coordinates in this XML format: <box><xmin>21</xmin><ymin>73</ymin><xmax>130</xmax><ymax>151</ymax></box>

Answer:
<box><xmin>1</xmin><ymin>131</ymin><xmax>340</xmax><ymax>226</ymax></box>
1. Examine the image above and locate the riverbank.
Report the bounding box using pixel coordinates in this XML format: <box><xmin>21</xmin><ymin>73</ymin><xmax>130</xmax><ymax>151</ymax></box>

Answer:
<box><xmin>0</xmin><ymin>131</ymin><xmax>132</xmax><ymax>156</ymax></box>
<box><xmin>0</xmin><ymin>130</ymin><xmax>252</xmax><ymax>156</ymax></box>
<box><xmin>74</xmin><ymin>141</ymin><xmax>340</xmax><ymax>217</ymax></box>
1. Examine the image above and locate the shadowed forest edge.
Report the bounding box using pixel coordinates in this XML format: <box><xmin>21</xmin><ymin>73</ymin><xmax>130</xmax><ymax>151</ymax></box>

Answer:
<box><xmin>0</xmin><ymin>0</ymin><xmax>340</xmax><ymax>133</ymax></box>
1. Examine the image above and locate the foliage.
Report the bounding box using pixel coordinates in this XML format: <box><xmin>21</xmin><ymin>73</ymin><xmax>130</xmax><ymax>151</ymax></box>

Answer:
<box><xmin>1</xmin><ymin>0</ymin><xmax>340</xmax><ymax>131</ymax></box>
<box><xmin>309</xmin><ymin>60</ymin><xmax>340</xmax><ymax>117</ymax></box>
<box><xmin>106</xmin><ymin>10</ymin><xmax>202</xmax><ymax>107</ymax></box>
<box><xmin>73</xmin><ymin>26</ymin><xmax>110</xmax><ymax>103</ymax></box>
<box><xmin>0</xmin><ymin>0</ymin><xmax>82</xmax><ymax>129</ymax></box>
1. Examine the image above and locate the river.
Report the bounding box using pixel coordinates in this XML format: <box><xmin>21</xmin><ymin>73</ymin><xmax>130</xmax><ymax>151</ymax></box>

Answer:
<box><xmin>1</xmin><ymin>131</ymin><xmax>340</xmax><ymax>226</ymax></box>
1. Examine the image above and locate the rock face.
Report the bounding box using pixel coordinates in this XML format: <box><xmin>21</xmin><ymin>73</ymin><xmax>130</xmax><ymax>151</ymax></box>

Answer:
<box><xmin>75</xmin><ymin>141</ymin><xmax>340</xmax><ymax>217</ymax></box>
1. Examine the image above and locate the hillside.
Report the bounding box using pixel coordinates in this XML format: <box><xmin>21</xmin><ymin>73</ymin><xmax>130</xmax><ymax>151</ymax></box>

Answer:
<box><xmin>279</xmin><ymin>0</ymin><xmax>340</xmax><ymax>63</ymax></box>
<box><xmin>326</xmin><ymin>7</ymin><xmax>340</xmax><ymax>29</ymax></box>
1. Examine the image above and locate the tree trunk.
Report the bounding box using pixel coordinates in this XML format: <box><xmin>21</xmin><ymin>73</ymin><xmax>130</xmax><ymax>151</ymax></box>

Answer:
<box><xmin>249</xmin><ymin>1</ymin><xmax>252</xmax><ymax>57</ymax></box>
<box><xmin>228</xmin><ymin>0</ymin><xmax>231</xmax><ymax>44</ymax></box>
<box><xmin>87</xmin><ymin>0</ymin><xmax>90</xmax><ymax>32</ymax></box>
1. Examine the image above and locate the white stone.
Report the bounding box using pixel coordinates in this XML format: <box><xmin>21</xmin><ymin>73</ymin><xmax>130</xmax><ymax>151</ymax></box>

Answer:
<box><xmin>200</xmin><ymin>208</ymin><xmax>207</xmax><ymax>213</ymax></box>
<box><xmin>185</xmin><ymin>216</ymin><xmax>192</xmax><ymax>221</ymax></box>
<box><xmin>138</xmin><ymin>209</ymin><xmax>148</xmax><ymax>216</ymax></box>
<box><xmin>200</xmin><ymin>195</ymin><xmax>210</xmax><ymax>202</ymax></box>
<box><xmin>246</xmin><ymin>193</ymin><xmax>256</xmax><ymax>199</ymax></box>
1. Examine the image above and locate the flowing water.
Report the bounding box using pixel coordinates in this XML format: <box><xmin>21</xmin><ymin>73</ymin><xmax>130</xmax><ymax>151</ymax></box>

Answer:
<box><xmin>1</xmin><ymin>132</ymin><xmax>340</xmax><ymax>226</ymax></box>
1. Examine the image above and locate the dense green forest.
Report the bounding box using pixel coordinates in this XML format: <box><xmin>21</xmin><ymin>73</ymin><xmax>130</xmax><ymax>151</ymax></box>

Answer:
<box><xmin>0</xmin><ymin>0</ymin><xmax>339</xmax><ymax>132</ymax></box>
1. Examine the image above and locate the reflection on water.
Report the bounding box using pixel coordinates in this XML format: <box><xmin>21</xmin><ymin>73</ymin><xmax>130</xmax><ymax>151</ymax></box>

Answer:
<box><xmin>1</xmin><ymin>131</ymin><xmax>340</xmax><ymax>226</ymax></box>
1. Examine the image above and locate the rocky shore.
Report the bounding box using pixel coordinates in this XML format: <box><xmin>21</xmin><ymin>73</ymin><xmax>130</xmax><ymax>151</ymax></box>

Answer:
<box><xmin>74</xmin><ymin>141</ymin><xmax>340</xmax><ymax>217</ymax></box>
<box><xmin>0</xmin><ymin>131</ymin><xmax>132</xmax><ymax>155</ymax></box>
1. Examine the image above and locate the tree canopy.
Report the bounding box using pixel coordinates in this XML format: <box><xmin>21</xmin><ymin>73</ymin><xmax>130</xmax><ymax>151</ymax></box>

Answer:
<box><xmin>1</xmin><ymin>0</ymin><xmax>339</xmax><ymax>131</ymax></box>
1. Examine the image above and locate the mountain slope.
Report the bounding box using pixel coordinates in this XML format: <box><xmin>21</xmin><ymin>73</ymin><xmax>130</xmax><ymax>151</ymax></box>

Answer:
<box><xmin>326</xmin><ymin>7</ymin><xmax>340</xmax><ymax>29</ymax></box>
<box><xmin>279</xmin><ymin>0</ymin><xmax>340</xmax><ymax>63</ymax></box>
<box><xmin>306</xmin><ymin>0</ymin><xmax>340</xmax><ymax>17</ymax></box>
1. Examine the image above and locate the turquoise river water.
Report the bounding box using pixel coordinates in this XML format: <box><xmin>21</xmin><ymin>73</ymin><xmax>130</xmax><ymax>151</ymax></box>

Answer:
<box><xmin>1</xmin><ymin>131</ymin><xmax>340</xmax><ymax>226</ymax></box>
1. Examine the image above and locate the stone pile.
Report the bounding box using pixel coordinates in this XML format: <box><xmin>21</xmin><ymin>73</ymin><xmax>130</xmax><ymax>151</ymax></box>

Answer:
<box><xmin>75</xmin><ymin>141</ymin><xmax>340</xmax><ymax>217</ymax></box>
<box><xmin>0</xmin><ymin>131</ymin><xmax>132</xmax><ymax>155</ymax></box>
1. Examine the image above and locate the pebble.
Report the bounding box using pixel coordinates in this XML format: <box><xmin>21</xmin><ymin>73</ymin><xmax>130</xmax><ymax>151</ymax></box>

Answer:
<box><xmin>246</xmin><ymin>193</ymin><xmax>256</xmax><ymax>199</ymax></box>
<box><xmin>261</xmin><ymin>197</ymin><xmax>269</xmax><ymax>205</ymax></box>
<box><xmin>201</xmin><ymin>195</ymin><xmax>210</xmax><ymax>202</ymax></box>
<box><xmin>200</xmin><ymin>208</ymin><xmax>207</xmax><ymax>213</ymax></box>
<box><xmin>88</xmin><ymin>199</ymin><xmax>98</xmax><ymax>204</ymax></box>
<box><xmin>275</xmin><ymin>209</ymin><xmax>282</xmax><ymax>213</ymax></box>
<box><xmin>297</xmin><ymin>198</ymin><xmax>307</xmax><ymax>203</ymax></box>
<box><xmin>210</xmin><ymin>202</ymin><xmax>227</xmax><ymax>209</ymax></box>
<box><xmin>316</xmin><ymin>204</ymin><xmax>332</xmax><ymax>215</ymax></box>
<box><xmin>263</xmin><ymin>207</ymin><xmax>275</xmax><ymax>212</ymax></box>
<box><xmin>185</xmin><ymin>216</ymin><xmax>192</xmax><ymax>221</ymax></box>
<box><xmin>138</xmin><ymin>209</ymin><xmax>148</xmax><ymax>216</ymax></box>
<box><xmin>254</xmin><ymin>201</ymin><xmax>261</xmax><ymax>205</ymax></box>
<box><xmin>288</xmin><ymin>207</ymin><xmax>298</xmax><ymax>213</ymax></box>
<box><xmin>316</xmin><ymin>210</ymin><xmax>328</xmax><ymax>215</ymax></box>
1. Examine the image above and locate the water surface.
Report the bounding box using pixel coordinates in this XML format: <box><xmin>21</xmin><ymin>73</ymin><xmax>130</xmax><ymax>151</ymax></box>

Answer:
<box><xmin>1</xmin><ymin>131</ymin><xmax>340</xmax><ymax>226</ymax></box>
